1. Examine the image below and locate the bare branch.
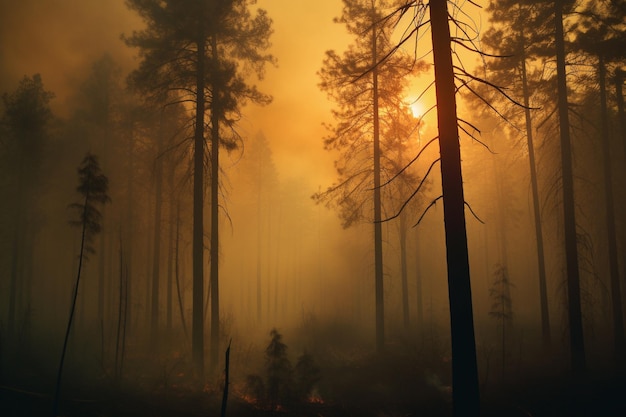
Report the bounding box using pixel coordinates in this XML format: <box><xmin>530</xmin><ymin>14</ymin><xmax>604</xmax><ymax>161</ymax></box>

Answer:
<box><xmin>380</xmin><ymin>157</ymin><xmax>440</xmax><ymax>223</ymax></box>
<box><xmin>377</xmin><ymin>136</ymin><xmax>438</xmax><ymax>189</ymax></box>
<box><xmin>413</xmin><ymin>195</ymin><xmax>443</xmax><ymax>227</ymax></box>
<box><xmin>464</xmin><ymin>201</ymin><xmax>484</xmax><ymax>224</ymax></box>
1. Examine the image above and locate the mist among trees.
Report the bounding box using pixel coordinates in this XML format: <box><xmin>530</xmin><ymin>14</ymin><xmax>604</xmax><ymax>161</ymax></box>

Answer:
<box><xmin>1</xmin><ymin>1</ymin><xmax>626</xmax><ymax>417</ymax></box>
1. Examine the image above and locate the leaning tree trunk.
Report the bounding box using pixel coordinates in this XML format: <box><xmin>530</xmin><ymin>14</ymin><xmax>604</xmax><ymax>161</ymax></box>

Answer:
<box><xmin>554</xmin><ymin>0</ymin><xmax>585</xmax><ymax>375</ymax></box>
<box><xmin>430</xmin><ymin>1</ymin><xmax>480</xmax><ymax>416</ymax></box>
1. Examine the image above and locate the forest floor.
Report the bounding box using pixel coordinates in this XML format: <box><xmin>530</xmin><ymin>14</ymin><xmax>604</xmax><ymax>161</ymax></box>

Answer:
<box><xmin>2</xmin><ymin>348</ymin><xmax>626</xmax><ymax>417</ymax></box>
<box><xmin>3</xmin><ymin>320</ymin><xmax>626</xmax><ymax>417</ymax></box>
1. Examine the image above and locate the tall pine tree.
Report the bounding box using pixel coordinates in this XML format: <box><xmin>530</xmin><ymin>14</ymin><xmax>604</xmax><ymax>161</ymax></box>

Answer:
<box><xmin>125</xmin><ymin>0</ymin><xmax>274</xmax><ymax>372</ymax></box>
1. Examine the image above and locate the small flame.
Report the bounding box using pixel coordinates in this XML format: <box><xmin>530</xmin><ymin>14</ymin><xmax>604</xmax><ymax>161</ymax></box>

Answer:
<box><xmin>307</xmin><ymin>389</ymin><xmax>324</xmax><ymax>404</ymax></box>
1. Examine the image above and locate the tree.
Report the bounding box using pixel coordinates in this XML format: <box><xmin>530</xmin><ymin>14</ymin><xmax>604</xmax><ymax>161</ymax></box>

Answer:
<box><xmin>315</xmin><ymin>0</ymin><xmax>417</xmax><ymax>352</ymax></box>
<box><xmin>125</xmin><ymin>0</ymin><xmax>274</xmax><ymax>372</ymax></box>
<box><xmin>72</xmin><ymin>54</ymin><xmax>123</xmax><ymax>356</ymax></box>
<box><xmin>574</xmin><ymin>0</ymin><xmax>626</xmax><ymax>366</ymax></box>
<box><xmin>265</xmin><ymin>329</ymin><xmax>293</xmax><ymax>410</ymax></box>
<box><xmin>481</xmin><ymin>0</ymin><xmax>555</xmax><ymax>349</ymax></box>
<box><xmin>488</xmin><ymin>263</ymin><xmax>514</xmax><ymax>380</ymax></box>
<box><xmin>1</xmin><ymin>74</ymin><xmax>54</xmax><ymax>338</ymax></box>
<box><xmin>387</xmin><ymin>1</ymin><xmax>489</xmax><ymax>414</ymax></box>
<box><xmin>429</xmin><ymin>1</ymin><xmax>480</xmax><ymax>414</ymax></box>
<box><xmin>555</xmin><ymin>0</ymin><xmax>586</xmax><ymax>375</ymax></box>
<box><xmin>232</xmin><ymin>131</ymin><xmax>279</xmax><ymax>323</ymax></box>
<box><xmin>53</xmin><ymin>153</ymin><xmax>110</xmax><ymax>417</ymax></box>
<box><xmin>384</xmin><ymin>102</ymin><xmax>424</xmax><ymax>330</ymax></box>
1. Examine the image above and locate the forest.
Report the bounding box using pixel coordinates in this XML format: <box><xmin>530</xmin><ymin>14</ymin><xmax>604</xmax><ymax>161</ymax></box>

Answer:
<box><xmin>1</xmin><ymin>1</ymin><xmax>626</xmax><ymax>416</ymax></box>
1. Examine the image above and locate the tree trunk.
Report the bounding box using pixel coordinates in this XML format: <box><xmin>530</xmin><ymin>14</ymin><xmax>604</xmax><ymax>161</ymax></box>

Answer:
<box><xmin>209</xmin><ymin>33</ymin><xmax>221</xmax><ymax>373</ymax></box>
<box><xmin>430</xmin><ymin>1</ymin><xmax>480</xmax><ymax>415</ymax></box>
<box><xmin>519</xmin><ymin>30</ymin><xmax>551</xmax><ymax>349</ymax></box>
<box><xmin>400</xmin><ymin>212</ymin><xmax>409</xmax><ymax>329</ymax></box>
<box><xmin>192</xmin><ymin>29</ymin><xmax>206</xmax><ymax>375</ymax></box>
<box><xmin>371</xmin><ymin>15</ymin><xmax>385</xmax><ymax>354</ymax></box>
<box><xmin>8</xmin><ymin>229</ymin><xmax>19</xmax><ymax>336</ymax></box>
<box><xmin>598</xmin><ymin>54</ymin><xmax>625</xmax><ymax>364</ymax></box>
<box><xmin>151</xmin><ymin>124</ymin><xmax>164</xmax><ymax>345</ymax></box>
<box><xmin>53</xmin><ymin>196</ymin><xmax>89</xmax><ymax>417</ymax></box>
<box><xmin>554</xmin><ymin>0</ymin><xmax>585</xmax><ymax>375</ymax></box>
<box><xmin>166</xmin><ymin>158</ymin><xmax>175</xmax><ymax>333</ymax></box>
<box><xmin>125</xmin><ymin>123</ymin><xmax>135</xmax><ymax>333</ymax></box>
<box><xmin>415</xmin><ymin>229</ymin><xmax>424</xmax><ymax>333</ymax></box>
<box><xmin>8</xmin><ymin>161</ymin><xmax>25</xmax><ymax>337</ymax></box>
<box><xmin>98</xmin><ymin>217</ymin><xmax>106</xmax><ymax>334</ymax></box>
<box><xmin>174</xmin><ymin>202</ymin><xmax>189</xmax><ymax>340</ymax></box>
<box><xmin>256</xmin><ymin>174</ymin><xmax>263</xmax><ymax>322</ymax></box>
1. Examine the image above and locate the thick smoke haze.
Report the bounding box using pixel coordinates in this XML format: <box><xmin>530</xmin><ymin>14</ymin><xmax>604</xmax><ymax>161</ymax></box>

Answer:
<box><xmin>0</xmin><ymin>0</ymin><xmax>139</xmax><ymax>111</ymax></box>
<box><xmin>2</xmin><ymin>1</ymin><xmax>626</xmax><ymax>416</ymax></box>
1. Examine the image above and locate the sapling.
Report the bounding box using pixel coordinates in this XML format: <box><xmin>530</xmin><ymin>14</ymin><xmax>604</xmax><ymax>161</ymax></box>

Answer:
<box><xmin>52</xmin><ymin>153</ymin><xmax>110</xmax><ymax>417</ymax></box>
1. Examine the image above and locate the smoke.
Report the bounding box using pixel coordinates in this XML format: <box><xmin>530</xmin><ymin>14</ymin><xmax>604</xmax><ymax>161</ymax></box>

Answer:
<box><xmin>0</xmin><ymin>0</ymin><xmax>140</xmax><ymax>114</ymax></box>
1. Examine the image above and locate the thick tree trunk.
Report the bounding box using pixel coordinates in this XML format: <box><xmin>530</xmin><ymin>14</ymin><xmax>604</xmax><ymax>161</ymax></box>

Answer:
<box><xmin>519</xmin><ymin>34</ymin><xmax>551</xmax><ymax>349</ymax></box>
<box><xmin>554</xmin><ymin>0</ymin><xmax>585</xmax><ymax>375</ymax></box>
<box><xmin>598</xmin><ymin>54</ymin><xmax>625</xmax><ymax>364</ymax></box>
<box><xmin>430</xmin><ymin>1</ymin><xmax>480</xmax><ymax>416</ymax></box>
<box><xmin>192</xmin><ymin>31</ymin><xmax>206</xmax><ymax>375</ymax></box>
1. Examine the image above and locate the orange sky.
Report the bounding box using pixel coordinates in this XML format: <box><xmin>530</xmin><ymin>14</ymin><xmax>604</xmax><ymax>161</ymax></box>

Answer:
<box><xmin>0</xmin><ymin>0</ymin><xmax>487</xmax><ymax>187</ymax></box>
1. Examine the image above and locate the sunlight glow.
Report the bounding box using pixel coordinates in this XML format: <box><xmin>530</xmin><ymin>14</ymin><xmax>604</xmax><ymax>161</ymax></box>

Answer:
<box><xmin>409</xmin><ymin>102</ymin><xmax>423</xmax><ymax>119</ymax></box>
<box><xmin>406</xmin><ymin>97</ymin><xmax>424</xmax><ymax>119</ymax></box>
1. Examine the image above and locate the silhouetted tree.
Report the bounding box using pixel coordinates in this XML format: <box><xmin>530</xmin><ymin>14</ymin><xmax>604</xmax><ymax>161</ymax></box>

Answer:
<box><xmin>53</xmin><ymin>153</ymin><xmax>110</xmax><ymax>417</ymax></box>
<box><xmin>265</xmin><ymin>328</ymin><xmax>292</xmax><ymax>410</ymax></box>
<box><xmin>574</xmin><ymin>0</ymin><xmax>626</xmax><ymax>366</ymax></box>
<box><xmin>481</xmin><ymin>0</ymin><xmax>554</xmax><ymax>349</ymax></box>
<box><xmin>555</xmin><ymin>0</ymin><xmax>586</xmax><ymax>375</ymax></box>
<box><xmin>125</xmin><ymin>0</ymin><xmax>274</xmax><ymax>372</ymax></box>
<box><xmin>1</xmin><ymin>74</ymin><xmax>54</xmax><ymax>338</ymax></box>
<box><xmin>72</xmin><ymin>54</ymin><xmax>123</xmax><ymax>359</ymax></box>
<box><xmin>315</xmin><ymin>0</ymin><xmax>417</xmax><ymax>352</ymax></box>
<box><xmin>388</xmin><ymin>0</ymin><xmax>494</xmax><ymax>414</ymax></box>
<box><xmin>429</xmin><ymin>1</ymin><xmax>480</xmax><ymax>414</ymax></box>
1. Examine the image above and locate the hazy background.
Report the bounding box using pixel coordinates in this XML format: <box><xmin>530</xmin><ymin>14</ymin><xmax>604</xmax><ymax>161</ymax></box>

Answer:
<box><xmin>2</xmin><ymin>0</ymin><xmax>618</xmax><ymax>390</ymax></box>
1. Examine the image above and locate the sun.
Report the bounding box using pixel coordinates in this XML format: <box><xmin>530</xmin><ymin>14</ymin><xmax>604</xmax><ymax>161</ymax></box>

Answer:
<box><xmin>409</xmin><ymin>102</ymin><xmax>423</xmax><ymax>119</ymax></box>
<box><xmin>405</xmin><ymin>96</ymin><xmax>425</xmax><ymax>119</ymax></box>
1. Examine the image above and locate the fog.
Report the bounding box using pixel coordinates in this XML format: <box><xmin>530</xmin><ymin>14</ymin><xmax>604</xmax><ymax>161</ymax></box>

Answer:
<box><xmin>2</xmin><ymin>1</ymin><xmax>626</xmax><ymax>416</ymax></box>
